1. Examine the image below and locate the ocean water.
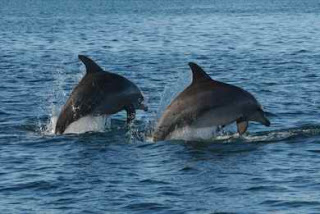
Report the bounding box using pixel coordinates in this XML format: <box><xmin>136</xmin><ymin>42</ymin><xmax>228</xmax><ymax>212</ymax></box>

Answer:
<box><xmin>1</xmin><ymin>0</ymin><xmax>320</xmax><ymax>213</ymax></box>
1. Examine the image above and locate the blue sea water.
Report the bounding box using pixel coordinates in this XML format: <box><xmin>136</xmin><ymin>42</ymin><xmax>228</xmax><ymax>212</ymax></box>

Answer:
<box><xmin>1</xmin><ymin>0</ymin><xmax>320</xmax><ymax>213</ymax></box>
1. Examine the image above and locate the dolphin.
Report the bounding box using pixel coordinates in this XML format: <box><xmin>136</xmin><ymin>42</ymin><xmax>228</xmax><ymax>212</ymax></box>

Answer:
<box><xmin>152</xmin><ymin>62</ymin><xmax>270</xmax><ymax>141</ymax></box>
<box><xmin>55</xmin><ymin>55</ymin><xmax>147</xmax><ymax>134</ymax></box>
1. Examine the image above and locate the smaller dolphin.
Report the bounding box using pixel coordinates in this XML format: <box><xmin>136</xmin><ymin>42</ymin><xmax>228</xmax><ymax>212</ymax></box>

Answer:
<box><xmin>55</xmin><ymin>55</ymin><xmax>147</xmax><ymax>134</ymax></box>
<box><xmin>153</xmin><ymin>62</ymin><xmax>270</xmax><ymax>141</ymax></box>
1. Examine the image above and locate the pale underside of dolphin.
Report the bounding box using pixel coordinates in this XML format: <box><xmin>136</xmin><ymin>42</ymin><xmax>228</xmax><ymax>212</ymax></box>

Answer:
<box><xmin>55</xmin><ymin>55</ymin><xmax>147</xmax><ymax>134</ymax></box>
<box><xmin>152</xmin><ymin>62</ymin><xmax>270</xmax><ymax>141</ymax></box>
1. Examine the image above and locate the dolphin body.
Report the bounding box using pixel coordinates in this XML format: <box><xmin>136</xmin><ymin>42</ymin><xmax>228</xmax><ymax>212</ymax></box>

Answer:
<box><xmin>153</xmin><ymin>62</ymin><xmax>270</xmax><ymax>141</ymax></box>
<box><xmin>55</xmin><ymin>55</ymin><xmax>147</xmax><ymax>134</ymax></box>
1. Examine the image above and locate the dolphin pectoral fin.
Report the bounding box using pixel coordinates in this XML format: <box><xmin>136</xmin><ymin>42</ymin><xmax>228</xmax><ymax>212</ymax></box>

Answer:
<box><xmin>124</xmin><ymin>104</ymin><xmax>136</xmax><ymax>124</ymax></box>
<box><xmin>237</xmin><ymin>119</ymin><xmax>248</xmax><ymax>135</ymax></box>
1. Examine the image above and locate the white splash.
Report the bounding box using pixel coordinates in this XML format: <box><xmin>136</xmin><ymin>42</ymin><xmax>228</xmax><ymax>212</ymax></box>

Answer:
<box><xmin>167</xmin><ymin>126</ymin><xmax>219</xmax><ymax>141</ymax></box>
<box><xmin>154</xmin><ymin>123</ymin><xmax>239</xmax><ymax>142</ymax></box>
<box><xmin>157</xmin><ymin>68</ymin><xmax>191</xmax><ymax>120</ymax></box>
<box><xmin>242</xmin><ymin>130</ymin><xmax>295</xmax><ymax>143</ymax></box>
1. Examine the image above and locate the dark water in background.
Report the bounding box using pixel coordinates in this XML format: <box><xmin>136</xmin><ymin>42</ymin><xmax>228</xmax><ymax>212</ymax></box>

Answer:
<box><xmin>1</xmin><ymin>0</ymin><xmax>320</xmax><ymax>213</ymax></box>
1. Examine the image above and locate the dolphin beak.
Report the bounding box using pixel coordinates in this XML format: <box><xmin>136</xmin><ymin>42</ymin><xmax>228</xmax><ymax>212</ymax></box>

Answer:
<box><xmin>261</xmin><ymin>116</ymin><xmax>271</xmax><ymax>127</ymax></box>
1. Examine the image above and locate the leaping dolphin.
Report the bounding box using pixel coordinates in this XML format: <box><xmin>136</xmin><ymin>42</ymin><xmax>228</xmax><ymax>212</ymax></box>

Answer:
<box><xmin>55</xmin><ymin>55</ymin><xmax>147</xmax><ymax>134</ymax></box>
<box><xmin>153</xmin><ymin>62</ymin><xmax>270</xmax><ymax>141</ymax></box>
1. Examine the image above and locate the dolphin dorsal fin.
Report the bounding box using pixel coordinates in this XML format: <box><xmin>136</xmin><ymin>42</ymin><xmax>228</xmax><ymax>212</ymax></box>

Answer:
<box><xmin>188</xmin><ymin>62</ymin><xmax>212</xmax><ymax>84</ymax></box>
<box><xmin>78</xmin><ymin>55</ymin><xmax>103</xmax><ymax>74</ymax></box>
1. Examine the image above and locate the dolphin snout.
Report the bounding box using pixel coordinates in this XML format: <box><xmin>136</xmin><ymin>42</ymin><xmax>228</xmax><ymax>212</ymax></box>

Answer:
<box><xmin>251</xmin><ymin>110</ymin><xmax>271</xmax><ymax>127</ymax></box>
<box><xmin>262</xmin><ymin>116</ymin><xmax>271</xmax><ymax>127</ymax></box>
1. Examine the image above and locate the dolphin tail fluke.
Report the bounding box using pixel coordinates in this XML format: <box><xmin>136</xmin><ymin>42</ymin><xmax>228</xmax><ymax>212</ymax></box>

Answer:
<box><xmin>78</xmin><ymin>55</ymin><xmax>103</xmax><ymax>74</ymax></box>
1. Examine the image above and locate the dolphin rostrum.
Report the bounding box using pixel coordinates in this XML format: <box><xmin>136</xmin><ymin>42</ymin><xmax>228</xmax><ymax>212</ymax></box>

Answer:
<box><xmin>55</xmin><ymin>55</ymin><xmax>147</xmax><ymax>134</ymax></box>
<box><xmin>153</xmin><ymin>62</ymin><xmax>270</xmax><ymax>141</ymax></box>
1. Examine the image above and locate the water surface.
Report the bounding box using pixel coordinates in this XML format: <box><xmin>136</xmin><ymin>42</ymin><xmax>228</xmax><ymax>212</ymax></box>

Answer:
<box><xmin>1</xmin><ymin>0</ymin><xmax>320</xmax><ymax>213</ymax></box>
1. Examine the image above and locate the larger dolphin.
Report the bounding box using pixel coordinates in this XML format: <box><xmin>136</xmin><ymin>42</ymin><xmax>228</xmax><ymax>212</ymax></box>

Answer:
<box><xmin>55</xmin><ymin>55</ymin><xmax>147</xmax><ymax>134</ymax></box>
<box><xmin>153</xmin><ymin>62</ymin><xmax>270</xmax><ymax>141</ymax></box>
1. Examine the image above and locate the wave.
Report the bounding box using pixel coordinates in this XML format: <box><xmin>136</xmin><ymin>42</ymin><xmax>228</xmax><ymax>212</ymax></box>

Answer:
<box><xmin>150</xmin><ymin>124</ymin><xmax>320</xmax><ymax>144</ymax></box>
<box><xmin>18</xmin><ymin>107</ymin><xmax>320</xmax><ymax>144</ymax></box>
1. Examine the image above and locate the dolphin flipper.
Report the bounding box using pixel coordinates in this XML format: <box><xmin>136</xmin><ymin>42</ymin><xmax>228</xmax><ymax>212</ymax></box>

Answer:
<box><xmin>237</xmin><ymin>119</ymin><xmax>248</xmax><ymax>135</ymax></box>
<box><xmin>124</xmin><ymin>104</ymin><xmax>136</xmax><ymax>123</ymax></box>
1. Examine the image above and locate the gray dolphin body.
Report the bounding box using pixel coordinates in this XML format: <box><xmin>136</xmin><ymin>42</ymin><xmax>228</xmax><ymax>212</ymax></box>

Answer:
<box><xmin>153</xmin><ymin>62</ymin><xmax>270</xmax><ymax>141</ymax></box>
<box><xmin>55</xmin><ymin>55</ymin><xmax>147</xmax><ymax>134</ymax></box>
